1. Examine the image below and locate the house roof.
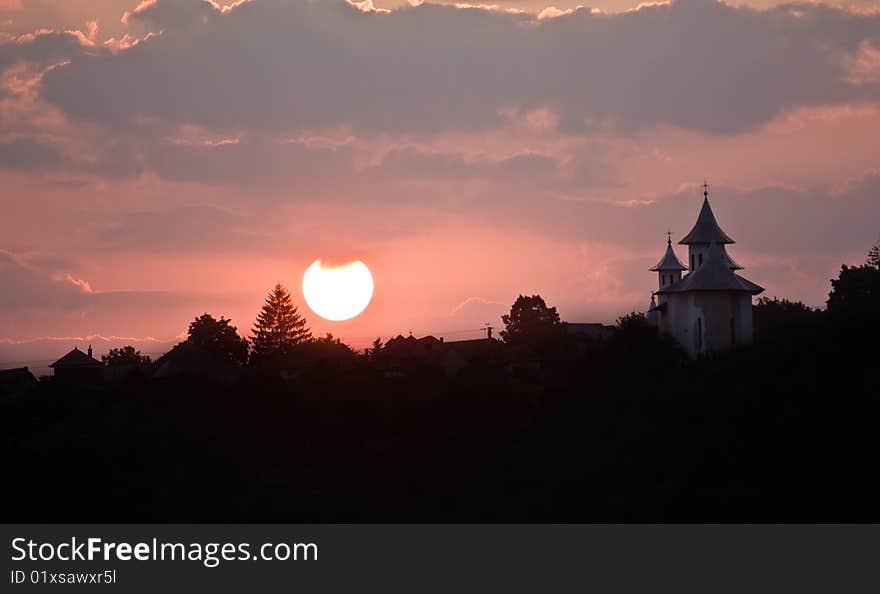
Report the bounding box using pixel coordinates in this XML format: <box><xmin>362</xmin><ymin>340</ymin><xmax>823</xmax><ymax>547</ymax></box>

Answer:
<box><xmin>567</xmin><ymin>323</ymin><xmax>615</xmax><ymax>335</ymax></box>
<box><xmin>0</xmin><ymin>367</ymin><xmax>38</xmax><ymax>397</ymax></box>
<box><xmin>659</xmin><ymin>242</ymin><xmax>763</xmax><ymax>295</ymax></box>
<box><xmin>443</xmin><ymin>338</ymin><xmax>500</xmax><ymax>358</ymax></box>
<box><xmin>49</xmin><ymin>347</ymin><xmax>102</xmax><ymax>368</ymax></box>
<box><xmin>650</xmin><ymin>237</ymin><xmax>688</xmax><ymax>271</ymax></box>
<box><xmin>679</xmin><ymin>192</ymin><xmax>735</xmax><ymax>245</ymax></box>
<box><xmin>0</xmin><ymin>367</ymin><xmax>38</xmax><ymax>390</ymax></box>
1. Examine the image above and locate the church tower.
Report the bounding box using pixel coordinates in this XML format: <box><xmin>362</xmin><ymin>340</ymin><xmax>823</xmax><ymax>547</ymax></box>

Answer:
<box><xmin>650</xmin><ymin>232</ymin><xmax>687</xmax><ymax>291</ymax></box>
<box><xmin>678</xmin><ymin>184</ymin><xmax>742</xmax><ymax>272</ymax></box>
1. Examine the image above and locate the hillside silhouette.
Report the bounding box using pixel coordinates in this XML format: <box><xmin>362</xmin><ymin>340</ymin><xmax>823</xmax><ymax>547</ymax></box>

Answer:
<box><xmin>1</xmin><ymin>247</ymin><xmax>878</xmax><ymax>522</ymax></box>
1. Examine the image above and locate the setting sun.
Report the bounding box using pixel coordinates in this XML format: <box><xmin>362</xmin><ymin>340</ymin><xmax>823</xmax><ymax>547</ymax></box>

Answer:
<box><xmin>302</xmin><ymin>260</ymin><xmax>374</xmax><ymax>321</ymax></box>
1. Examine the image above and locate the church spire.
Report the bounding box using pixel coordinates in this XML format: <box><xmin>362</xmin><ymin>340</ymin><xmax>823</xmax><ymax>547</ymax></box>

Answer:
<box><xmin>679</xmin><ymin>184</ymin><xmax>735</xmax><ymax>245</ymax></box>
<box><xmin>650</xmin><ymin>233</ymin><xmax>687</xmax><ymax>272</ymax></box>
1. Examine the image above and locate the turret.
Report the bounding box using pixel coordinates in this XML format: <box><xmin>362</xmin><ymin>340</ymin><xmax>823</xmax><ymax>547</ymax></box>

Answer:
<box><xmin>679</xmin><ymin>185</ymin><xmax>739</xmax><ymax>272</ymax></box>
<box><xmin>650</xmin><ymin>233</ymin><xmax>687</xmax><ymax>290</ymax></box>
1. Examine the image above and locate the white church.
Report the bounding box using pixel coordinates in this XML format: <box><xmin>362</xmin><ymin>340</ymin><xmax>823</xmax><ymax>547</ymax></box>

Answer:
<box><xmin>647</xmin><ymin>187</ymin><xmax>764</xmax><ymax>358</ymax></box>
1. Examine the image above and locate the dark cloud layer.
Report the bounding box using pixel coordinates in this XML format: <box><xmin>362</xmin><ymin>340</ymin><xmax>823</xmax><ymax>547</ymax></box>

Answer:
<box><xmin>33</xmin><ymin>0</ymin><xmax>880</xmax><ymax>138</ymax></box>
<box><xmin>0</xmin><ymin>249</ymin><xmax>226</xmax><ymax>339</ymax></box>
<box><xmin>98</xmin><ymin>205</ymin><xmax>266</xmax><ymax>252</ymax></box>
<box><xmin>0</xmin><ymin>138</ymin><xmax>62</xmax><ymax>171</ymax></box>
<box><xmin>0</xmin><ymin>249</ymin><xmax>189</xmax><ymax>311</ymax></box>
<box><xmin>0</xmin><ymin>250</ymin><xmax>89</xmax><ymax>310</ymax></box>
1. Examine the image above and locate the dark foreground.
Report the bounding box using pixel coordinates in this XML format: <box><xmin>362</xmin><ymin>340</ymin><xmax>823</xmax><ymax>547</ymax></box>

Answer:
<box><xmin>2</xmin><ymin>307</ymin><xmax>877</xmax><ymax>522</ymax></box>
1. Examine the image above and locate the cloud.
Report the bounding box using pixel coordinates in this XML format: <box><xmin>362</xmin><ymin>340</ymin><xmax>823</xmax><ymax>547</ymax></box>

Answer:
<box><xmin>32</xmin><ymin>0</ymin><xmax>880</xmax><ymax>141</ymax></box>
<box><xmin>0</xmin><ymin>138</ymin><xmax>62</xmax><ymax>170</ymax></box>
<box><xmin>0</xmin><ymin>28</ymin><xmax>93</xmax><ymax>73</ymax></box>
<box><xmin>0</xmin><ymin>334</ymin><xmax>178</xmax><ymax>374</ymax></box>
<box><xmin>97</xmin><ymin>205</ymin><xmax>266</xmax><ymax>252</ymax></box>
<box><xmin>0</xmin><ymin>248</ymin><xmax>186</xmax><ymax>311</ymax></box>
<box><xmin>482</xmin><ymin>173</ymin><xmax>880</xmax><ymax>255</ymax></box>
<box><xmin>1</xmin><ymin>0</ymin><xmax>877</xmax><ymax>185</ymax></box>
<box><xmin>537</xmin><ymin>5</ymin><xmax>584</xmax><ymax>20</ymax></box>
<box><xmin>0</xmin><ymin>1</ymin><xmax>136</xmax><ymax>41</ymax></box>
<box><xmin>0</xmin><ymin>248</ymin><xmax>212</xmax><ymax>339</ymax></box>
<box><xmin>373</xmin><ymin>146</ymin><xmax>559</xmax><ymax>180</ymax></box>
<box><xmin>0</xmin><ymin>248</ymin><xmax>90</xmax><ymax>309</ymax></box>
<box><xmin>140</xmin><ymin>133</ymin><xmax>353</xmax><ymax>187</ymax></box>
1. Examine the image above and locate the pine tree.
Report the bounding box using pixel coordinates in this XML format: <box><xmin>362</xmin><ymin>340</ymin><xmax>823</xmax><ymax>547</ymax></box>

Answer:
<box><xmin>251</xmin><ymin>283</ymin><xmax>312</xmax><ymax>360</ymax></box>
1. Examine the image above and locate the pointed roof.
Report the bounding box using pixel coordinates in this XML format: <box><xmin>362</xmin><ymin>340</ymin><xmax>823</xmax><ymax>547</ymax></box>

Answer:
<box><xmin>679</xmin><ymin>189</ymin><xmax>734</xmax><ymax>245</ymax></box>
<box><xmin>659</xmin><ymin>242</ymin><xmax>763</xmax><ymax>295</ymax></box>
<box><xmin>722</xmin><ymin>248</ymin><xmax>743</xmax><ymax>271</ymax></box>
<box><xmin>49</xmin><ymin>347</ymin><xmax>102</xmax><ymax>368</ymax></box>
<box><xmin>650</xmin><ymin>236</ymin><xmax>688</xmax><ymax>271</ymax></box>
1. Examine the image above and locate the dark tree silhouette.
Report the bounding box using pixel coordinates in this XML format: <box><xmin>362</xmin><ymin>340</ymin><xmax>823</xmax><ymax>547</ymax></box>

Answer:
<box><xmin>101</xmin><ymin>346</ymin><xmax>151</xmax><ymax>367</ymax></box>
<box><xmin>827</xmin><ymin>244</ymin><xmax>880</xmax><ymax>319</ymax></box>
<box><xmin>367</xmin><ymin>337</ymin><xmax>383</xmax><ymax>359</ymax></box>
<box><xmin>251</xmin><ymin>283</ymin><xmax>312</xmax><ymax>360</ymax></box>
<box><xmin>317</xmin><ymin>332</ymin><xmax>342</xmax><ymax>344</ymax></box>
<box><xmin>187</xmin><ymin>313</ymin><xmax>249</xmax><ymax>365</ymax></box>
<box><xmin>296</xmin><ymin>332</ymin><xmax>357</xmax><ymax>370</ymax></box>
<box><xmin>753</xmin><ymin>297</ymin><xmax>822</xmax><ymax>341</ymax></box>
<box><xmin>500</xmin><ymin>294</ymin><xmax>566</xmax><ymax>346</ymax></box>
<box><xmin>600</xmin><ymin>310</ymin><xmax>686</xmax><ymax>367</ymax></box>
<box><xmin>615</xmin><ymin>311</ymin><xmax>648</xmax><ymax>332</ymax></box>
<box><xmin>868</xmin><ymin>239</ymin><xmax>880</xmax><ymax>269</ymax></box>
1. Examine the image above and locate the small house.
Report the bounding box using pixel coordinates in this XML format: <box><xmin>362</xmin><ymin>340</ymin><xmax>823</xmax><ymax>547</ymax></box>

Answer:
<box><xmin>0</xmin><ymin>367</ymin><xmax>38</xmax><ymax>397</ymax></box>
<box><xmin>49</xmin><ymin>345</ymin><xmax>103</xmax><ymax>384</ymax></box>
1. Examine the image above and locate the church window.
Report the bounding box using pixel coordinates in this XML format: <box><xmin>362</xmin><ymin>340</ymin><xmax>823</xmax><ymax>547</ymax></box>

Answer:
<box><xmin>696</xmin><ymin>318</ymin><xmax>703</xmax><ymax>352</ymax></box>
<box><xmin>690</xmin><ymin>255</ymin><xmax>694</xmax><ymax>269</ymax></box>
<box><xmin>698</xmin><ymin>253</ymin><xmax>703</xmax><ymax>267</ymax></box>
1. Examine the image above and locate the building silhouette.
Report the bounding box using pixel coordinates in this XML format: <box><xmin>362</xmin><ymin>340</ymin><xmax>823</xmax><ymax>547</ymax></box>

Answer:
<box><xmin>49</xmin><ymin>345</ymin><xmax>103</xmax><ymax>384</ymax></box>
<box><xmin>0</xmin><ymin>367</ymin><xmax>38</xmax><ymax>397</ymax></box>
<box><xmin>649</xmin><ymin>188</ymin><xmax>764</xmax><ymax>357</ymax></box>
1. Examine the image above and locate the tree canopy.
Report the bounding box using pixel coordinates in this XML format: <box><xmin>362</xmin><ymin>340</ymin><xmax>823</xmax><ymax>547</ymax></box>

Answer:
<box><xmin>187</xmin><ymin>313</ymin><xmax>249</xmax><ymax>366</ymax></box>
<box><xmin>101</xmin><ymin>346</ymin><xmax>151</xmax><ymax>367</ymax></box>
<box><xmin>500</xmin><ymin>294</ymin><xmax>566</xmax><ymax>347</ymax></box>
<box><xmin>827</xmin><ymin>241</ymin><xmax>880</xmax><ymax>320</ymax></box>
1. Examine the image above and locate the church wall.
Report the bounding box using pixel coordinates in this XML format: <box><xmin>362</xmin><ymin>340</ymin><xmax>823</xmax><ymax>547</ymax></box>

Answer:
<box><xmin>661</xmin><ymin>291</ymin><xmax>754</xmax><ymax>358</ymax></box>
<box><xmin>661</xmin><ymin>293</ymin><xmax>694</xmax><ymax>355</ymax></box>
<box><xmin>736</xmin><ymin>294</ymin><xmax>754</xmax><ymax>346</ymax></box>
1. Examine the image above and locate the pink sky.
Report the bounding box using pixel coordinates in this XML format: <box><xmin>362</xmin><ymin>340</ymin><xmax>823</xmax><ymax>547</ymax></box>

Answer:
<box><xmin>1</xmin><ymin>0</ymin><xmax>879</xmax><ymax>366</ymax></box>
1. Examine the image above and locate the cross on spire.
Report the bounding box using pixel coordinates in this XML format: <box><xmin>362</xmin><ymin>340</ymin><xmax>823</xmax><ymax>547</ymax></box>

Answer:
<box><xmin>702</xmin><ymin>179</ymin><xmax>710</xmax><ymax>198</ymax></box>
<box><xmin>666</xmin><ymin>229</ymin><xmax>673</xmax><ymax>245</ymax></box>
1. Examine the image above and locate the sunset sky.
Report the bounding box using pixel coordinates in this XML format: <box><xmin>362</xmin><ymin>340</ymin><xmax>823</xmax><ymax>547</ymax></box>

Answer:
<box><xmin>2</xmin><ymin>0</ymin><xmax>879</xmax><ymax>364</ymax></box>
